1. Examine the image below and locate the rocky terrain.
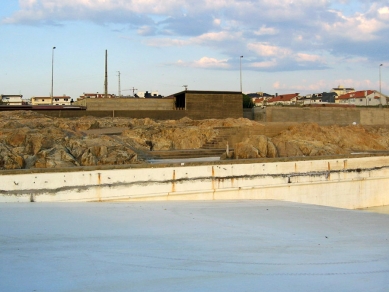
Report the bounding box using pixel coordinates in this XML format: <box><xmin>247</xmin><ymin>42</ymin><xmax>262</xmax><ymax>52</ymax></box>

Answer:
<box><xmin>1</xmin><ymin>111</ymin><xmax>389</xmax><ymax>170</ymax></box>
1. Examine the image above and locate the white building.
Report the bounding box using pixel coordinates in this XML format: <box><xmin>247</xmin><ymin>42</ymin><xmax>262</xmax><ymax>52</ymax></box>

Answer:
<box><xmin>337</xmin><ymin>90</ymin><xmax>387</xmax><ymax>106</ymax></box>
<box><xmin>136</xmin><ymin>91</ymin><xmax>159</xmax><ymax>98</ymax></box>
<box><xmin>52</xmin><ymin>95</ymin><xmax>72</xmax><ymax>105</ymax></box>
<box><xmin>330</xmin><ymin>85</ymin><xmax>355</xmax><ymax>97</ymax></box>
<box><xmin>1</xmin><ymin>94</ymin><xmax>23</xmax><ymax>105</ymax></box>
<box><xmin>31</xmin><ymin>95</ymin><xmax>72</xmax><ymax>106</ymax></box>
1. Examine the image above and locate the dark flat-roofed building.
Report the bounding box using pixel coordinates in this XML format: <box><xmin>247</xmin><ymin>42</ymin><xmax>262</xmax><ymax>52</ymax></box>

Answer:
<box><xmin>172</xmin><ymin>90</ymin><xmax>243</xmax><ymax>119</ymax></box>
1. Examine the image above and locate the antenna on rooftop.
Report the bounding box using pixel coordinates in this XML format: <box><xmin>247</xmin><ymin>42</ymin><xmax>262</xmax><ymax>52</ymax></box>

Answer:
<box><xmin>183</xmin><ymin>85</ymin><xmax>188</xmax><ymax>91</ymax></box>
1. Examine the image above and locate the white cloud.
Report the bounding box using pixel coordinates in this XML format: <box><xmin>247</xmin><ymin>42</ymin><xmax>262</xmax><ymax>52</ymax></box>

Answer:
<box><xmin>3</xmin><ymin>0</ymin><xmax>389</xmax><ymax>72</ymax></box>
<box><xmin>145</xmin><ymin>38</ymin><xmax>190</xmax><ymax>47</ymax></box>
<box><xmin>322</xmin><ymin>9</ymin><xmax>386</xmax><ymax>41</ymax></box>
<box><xmin>145</xmin><ymin>31</ymin><xmax>241</xmax><ymax>47</ymax></box>
<box><xmin>250</xmin><ymin>60</ymin><xmax>277</xmax><ymax>68</ymax></box>
<box><xmin>378</xmin><ymin>6</ymin><xmax>389</xmax><ymax>20</ymax></box>
<box><xmin>213</xmin><ymin>18</ymin><xmax>221</xmax><ymax>26</ymax></box>
<box><xmin>176</xmin><ymin>57</ymin><xmax>230</xmax><ymax>69</ymax></box>
<box><xmin>254</xmin><ymin>25</ymin><xmax>278</xmax><ymax>36</ymax></box>
<box><xmin>137</xmin><ymin>25</ymin><xmax>156</xmax><ymax>36</ymax></box>
<box><xmin>272</xmin><ymin>79</ymin><xmax>329</xmax><ymax>93</ymax></box>
<box><xmin>295</xmin><ymin>53</ymin><xmax>323</xmax><ymax>63</ymax></box>
<box><xmin>247</xmin><ymin>43</ymin><xmax>291</xmax><ymax>57</ymax></box>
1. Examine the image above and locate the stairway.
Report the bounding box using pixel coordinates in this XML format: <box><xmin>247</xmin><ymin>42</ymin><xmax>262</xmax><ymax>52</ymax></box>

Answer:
<box><xmin>147</xmin><ymin>148</ymin><xmax>227</xmax><ymax>160</ymax></box>
<box><xmin>201</xmin><ymin>127</ymin><xmax>240</xmax><ymax>149</ymax></box>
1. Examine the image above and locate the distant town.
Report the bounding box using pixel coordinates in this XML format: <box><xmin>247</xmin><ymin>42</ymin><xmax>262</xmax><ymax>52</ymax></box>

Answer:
<box><xmin>248</xmin><ymin>85</ymin><xmax>388</xmax><ymax>107</ymax></box>
<box><xmin>0</xmin><ymin>90</ymin><xmax>163</xmax><ymax>107</ymax></box>
<box><xmin>0</xmin><ymin>85</ymin><xmax>388</xmax><ymax>107</ymax></box>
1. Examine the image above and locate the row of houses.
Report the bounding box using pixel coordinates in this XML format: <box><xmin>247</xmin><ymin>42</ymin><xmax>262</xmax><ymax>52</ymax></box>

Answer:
<box><xmin>251</xmin><ymin>86</ymin><xmax>388</xmax><ymax>107</ymax></box>
<box><xmin>0</xmin><ymin>94</ymin><xmax>74</xmax><ymax>106</ymax></box>
<box><xmin>1</xmin><ymin>90</ymin><xmax>162</xmax><ymax>106</ymax></box>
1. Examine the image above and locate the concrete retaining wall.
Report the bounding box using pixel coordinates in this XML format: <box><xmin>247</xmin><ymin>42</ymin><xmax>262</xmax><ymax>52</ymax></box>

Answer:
<box><xmin>261</xmin><ymin>107</ymin><xmax>389</xmax><ymax>125</ymax></box>
<box><xmin>76</xmin><ymin>98</ymin><xmax>175</xmax><ymax>111</ymax></box>
<box><xmin>1</xmin><ymin>156</ymin><xmax>389</xmax><ymax>209</ymax></box>
<box><xmin>34</xmin><ymin>110</ymin><xmax>187</xmax><ymax>120</ymax></box>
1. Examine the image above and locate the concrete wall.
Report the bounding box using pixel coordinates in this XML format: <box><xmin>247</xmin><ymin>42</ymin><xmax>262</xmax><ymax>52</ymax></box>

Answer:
<box><xmin>72</xmin><ymin>93</ymin><xmax>243</xmax><ymax>120</ymax></box>
<box><xmin>2</xmin><ymin>156</ymin><xmax>389</xmax><ymax>209</ymax></box>
<box><xmin>185</xmin><ymin>92</ymin><xmax>242</xmax><ymax>120</ymax></box>
<box><xmin>75</xmin><ymin>98</ymin><xmax>175</xmax><ymax>111</ymax></box>
<box><xmin>35</xmin><ymin>110</ymin><xmax>187</xmax><ymax>120</ymax></box>
<box><xmin>260</xmin><ymin>107</ymin><xmax>389</xmax><ymax>125</ymax></box>
<box><xmin>360</xmin><ymin>109</ymin><xmax>389</xmax><ymax>125</ymax></box>
<box><xmin>243</xmin><ymin>109</ymin><xmax>253</xmax><ymax>120</ymax></box>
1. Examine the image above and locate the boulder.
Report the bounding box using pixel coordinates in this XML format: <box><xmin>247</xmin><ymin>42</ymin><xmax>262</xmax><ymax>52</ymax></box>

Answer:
<box><xmin>0</xmin><ymin>143</ymin><xmax>24</xmax><ymax>169</ymax></box>
<box><xmin>233</xmin><ymin>142</ymin><xmax>259</xmax><ymax>159</ymax></box>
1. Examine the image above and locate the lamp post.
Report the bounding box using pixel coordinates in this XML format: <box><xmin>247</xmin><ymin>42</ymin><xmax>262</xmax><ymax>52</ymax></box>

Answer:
<box><xmin>379</xmin><ymin>64</ymin><xmax>383</xmax><ymax>101</ymax></box>
<box><xmin>51</xmin><ymin>47</ymin><xmax>56</xmax><ymax>104</ymax></box>
<box><xmin>240</xmin><ymin>56</ymin><xmax>243</xmax><ymax>93</ymax></box>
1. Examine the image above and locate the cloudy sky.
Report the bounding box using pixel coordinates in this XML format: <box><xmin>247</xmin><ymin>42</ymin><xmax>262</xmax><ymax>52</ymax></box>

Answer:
<box><xmin>1</xmin><ymin>0</ymin><xmax>388</xmax><ymax>99</ymax></box>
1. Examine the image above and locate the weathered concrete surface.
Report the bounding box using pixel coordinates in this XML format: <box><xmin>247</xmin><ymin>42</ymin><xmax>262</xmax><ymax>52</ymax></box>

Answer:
<box><xmin>1</xmin><ymin>156</ymin><xmax>389</xmax><ymax>209</ymax></box>
<box><xmin>0</xmin><ymin>201</ymin><xmax>388</xmax><ymax>291</ymax></box>
<box><xmin>263</xmin><ymin>107</ymin><xmax>389</xmax><ymax>125</ymax></box>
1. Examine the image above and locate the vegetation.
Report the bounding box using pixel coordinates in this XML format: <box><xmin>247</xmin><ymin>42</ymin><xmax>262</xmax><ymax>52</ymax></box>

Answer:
<box><xmin>242</xmin><ymin>94</ymin><xmax>254</xmax><ymax>108</ymax></box>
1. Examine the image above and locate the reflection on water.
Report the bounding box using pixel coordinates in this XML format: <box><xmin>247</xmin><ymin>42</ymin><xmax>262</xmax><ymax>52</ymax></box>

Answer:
<box><xmin>359</xmin><ymin>205</ymin><xmax>389</xmax><ymax>215</ymax></box>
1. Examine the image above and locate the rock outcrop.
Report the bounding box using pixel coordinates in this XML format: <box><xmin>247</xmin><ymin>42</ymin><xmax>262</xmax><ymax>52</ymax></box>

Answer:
<box><xmin>1</xmin><ymin>111</ymin><xmax>389</xmax><ymax>170</ymax></box>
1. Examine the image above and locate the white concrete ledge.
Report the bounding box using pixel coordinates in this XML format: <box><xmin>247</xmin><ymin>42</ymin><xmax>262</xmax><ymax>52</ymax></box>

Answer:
<box><xmin>1</xmin><ymin>156</ymin><xmax>389</xmax><ymax>209</ymax></box>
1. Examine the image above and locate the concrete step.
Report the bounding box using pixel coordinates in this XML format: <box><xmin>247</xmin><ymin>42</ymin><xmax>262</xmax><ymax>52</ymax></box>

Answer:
<box><xmin>147</xmin><ymin>149</ymin><xmax>229</xmax><ymax>159</ymax></box>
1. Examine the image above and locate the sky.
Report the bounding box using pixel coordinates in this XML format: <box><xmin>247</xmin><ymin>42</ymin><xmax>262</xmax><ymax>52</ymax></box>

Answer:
<box><xmin>1</xmin><ymin>0</ymin><xmax>388</xmax><ymax>99</ymax></box>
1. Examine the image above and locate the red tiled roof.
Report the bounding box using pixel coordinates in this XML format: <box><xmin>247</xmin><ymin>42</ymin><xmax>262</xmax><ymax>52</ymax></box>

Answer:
<box><xmin>253</xmin><ymin>98</ymin><xmax>265</xmax><ymax>103</ymax></box>
<box><xmin>268</xmin><ymin>93</ymin><xmax>299</xmax><ymax>103</ymax></box>
<box><xmin>337</xmin><ymin>90</ymin><xmax>374</xmax><ymax>100</ymax></box>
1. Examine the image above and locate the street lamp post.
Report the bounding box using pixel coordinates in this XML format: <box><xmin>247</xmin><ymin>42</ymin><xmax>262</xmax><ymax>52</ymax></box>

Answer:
<box><xmin>51</xmin><ymin>47</ymin><xmax>56</xmax><ymax>104</ymax></box>
<box><xmin>379</xmin><ymin>64</ymin><xmax>383</xmax><ymax>102</ymax></box>
<box><xmin>240</xmin><ymin>56</ymin><xmax>243</xmax><ymax>93</ymax></box>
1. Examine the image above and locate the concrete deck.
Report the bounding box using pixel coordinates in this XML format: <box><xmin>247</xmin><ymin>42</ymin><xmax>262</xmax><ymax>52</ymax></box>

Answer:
<box><xmin>1</xmin><ymin>200</ymin><xmax>388</xmax><ymax>291</ymax></box>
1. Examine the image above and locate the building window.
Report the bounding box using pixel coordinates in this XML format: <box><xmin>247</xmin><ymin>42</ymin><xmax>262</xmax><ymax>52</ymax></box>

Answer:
<box><xmin>55</xmin><ymin>98</ymin><xmax>59</xmax><ymax>101</ymax></box>
<box><xmin>64</xmin><ymin>98</ymin><xmax>68</xmax><ymax>101</ymax></box>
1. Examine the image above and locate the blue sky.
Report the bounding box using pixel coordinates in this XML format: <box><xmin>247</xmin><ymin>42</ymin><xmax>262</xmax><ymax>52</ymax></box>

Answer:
<box><xmin>1</xmin><ymin>0</ymin><xmax>388</xmax><ymax>99</ymax></box>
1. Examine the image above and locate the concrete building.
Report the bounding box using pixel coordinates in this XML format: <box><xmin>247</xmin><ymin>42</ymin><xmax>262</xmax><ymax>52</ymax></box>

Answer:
<box><xmin>253</xmin><ymin>97</ymin><xmax>266</xmax><ymax>107</ymax></box>
<box><xmin>31</xmin><ymin>95</ymin><xmax>72</xmax><ymax>106</ymax></box>
<box><xmin>136</xmin><ymin>91</ymin><xmax>160</xmax><ymax>98</ymax></box>
<box><xmin>1</xmin><ymin>94</ymin><xmax>23</xmax><ymax>105</ymax></box>
<box><xmin>52</xmin><ymin>95</ymin><xmax>72</xmax><ymax>105</ymax></box>
<box><xmin>74</xmin><ymin>90</ymin><xmax>243</xmax><ymax>120</ymax></box>
<box><xmin>172</xmin><ymin>90</ymin><xmax>242</xmax><ymax>119</ymax></box>
<box><xmin>31</xmin><ymin>96</ymin><xmax>52</xmax><ymax>105</ymax></box>
<box><xmin>302</xmin><ymin>92</ymin><xmax>337</xmax><ymax>105</ymax></box>
<box><xmin>79</xmin><ymin>93</ymin><xmax>115</xmax><ymax>100</ymax></box>
<box><xmin>330</xmin><ymin>85</ymin><xmax>355</xmax><ymax>97</ymax></box>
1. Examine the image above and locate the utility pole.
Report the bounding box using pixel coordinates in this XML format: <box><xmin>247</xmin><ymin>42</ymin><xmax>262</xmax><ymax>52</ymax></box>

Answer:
<box><xmin>104</xmin><ymin>50</ymin><xmax>108</xmax><ymax>98</ymax></box>
<box><xmin>117</xmin><ymin>71</ymin><xmax>121</xmax><ymax>97</ymax></box>
<box><xmin>379</xmin><ymin>64</ymin><xmax>383</xmax><ymax>103</ymax></box>
<box><xmin>131</xmin><ymin>87</ymin><xmax>138</xmax><ymax>96</ymax></box>
<box><xmin>51</xmin><ymin>46</ymin><xmax>56</xmax><ymax>104</ymax></box>
<box><xmin>240</xmin><ymin>55</ymin><xmax>243</xmax><ymax>93</ymax></box>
